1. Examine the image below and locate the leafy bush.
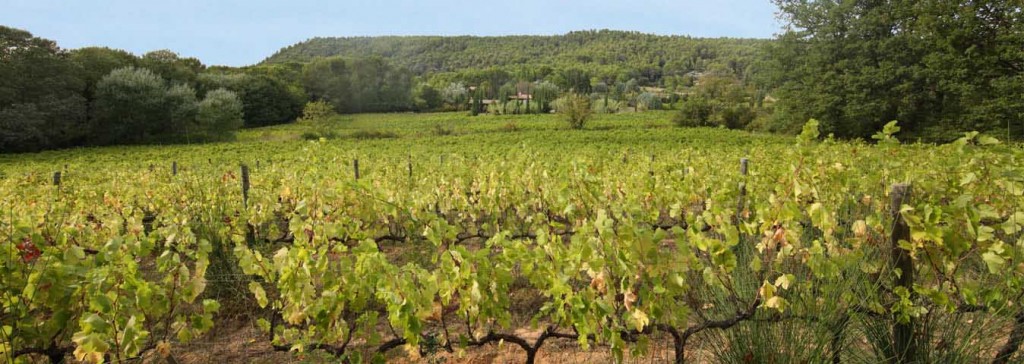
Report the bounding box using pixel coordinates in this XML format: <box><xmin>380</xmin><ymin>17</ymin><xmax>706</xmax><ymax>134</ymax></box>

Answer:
<box><xmin>556</xmin><ymin>94</ymin><xmax>592</xmax><ymax>130</ymax></box>
<box><xmin>297</xmin><ymin>100</ymin><xmax>337</xmax><ymax>123</ymax></box>
<box><xmin>591</xmin><ymin>97</ymin><xmax>621</xmax><ymax>114</ymax></box>
<box><xmin>716</xmin><ymin>103</ymin><xmax>756</xmax><ymax>129</ymax></box>
<box><xmin>674</xmin><ymin>95</ymin><xmax>714</xmax><ymax>127</ymax></box>
<box><xmin>636</xmin><ymin>92</ymin><xmax>662</xmax><ymax>111</ymax></box>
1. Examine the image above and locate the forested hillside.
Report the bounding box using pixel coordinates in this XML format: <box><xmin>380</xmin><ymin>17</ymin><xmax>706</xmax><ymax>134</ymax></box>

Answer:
<box><xmin>264</xmin><ymin>30</ymin><xmax>768</xmax><ymax>85</ymax></box>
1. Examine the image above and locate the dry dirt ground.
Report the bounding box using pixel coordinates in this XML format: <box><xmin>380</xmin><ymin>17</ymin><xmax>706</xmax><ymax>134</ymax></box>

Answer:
<box><xmin>159</xmin><ymin>321</ymin><xmax>698</xmax><ymax>364</ymax></box>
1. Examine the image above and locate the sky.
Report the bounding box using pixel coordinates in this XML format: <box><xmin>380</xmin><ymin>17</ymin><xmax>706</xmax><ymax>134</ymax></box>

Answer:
<box><xmin>1</xmin><ymin>0</ymin><xmax>782</xmax><ymax>67</ymax></box>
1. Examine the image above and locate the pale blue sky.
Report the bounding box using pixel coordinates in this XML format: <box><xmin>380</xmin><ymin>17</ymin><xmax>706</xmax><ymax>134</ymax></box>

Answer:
<box><xmin>1</xmin><ymin>0</ymin><xmax>781</xmax><ymax>67</ymax></box>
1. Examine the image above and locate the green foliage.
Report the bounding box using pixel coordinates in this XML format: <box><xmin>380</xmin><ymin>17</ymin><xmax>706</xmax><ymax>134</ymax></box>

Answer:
<box><xmin>591</xmin><ymin>97</ymin><xmax>621</xmax><ymax>114</ymax></box>
<box><xmin>195</xmin><ymin>89</ymin><xmax>243</xmax><ymax>141</ymax></box>
<box><xmin>798</xmin><ymin>118</ymin><xmax>820</xmax><ymax>144</ymax></box>
<box><xmin>556</xmin><ymin>94</ymin><xmax>592</xmax><ymax>129</ymax></box>
<box><xmin>767</xmin><ymin>0</ymin><xmax>1024</xmax><ymax>141</ymax></box>
<box><xmin>2</xmin><ymin>112</ymin><xmax>1023</xmax><ymax>362</ymax></box>
<box><xmin>298</xmin><ymin>100</ymin><xmax>337</xmax><ymax>123</ymax></box>
<box><xmin>441</xmin><ymin>82</ymin><xmax>468</xmax><ymax>111</ymax></box>
<box><xmin>139</xmin><ymin>49</ymin><xmax>203</xmax><ymax>85</ymax></box>
<box><xmin>674</xmin><ymin>70</ymin><xmax>759</xmax><ymax>130</ymax></box>
<box><xmin>0</xmin><ymin>26</ymin><xmax>87</xmax><ymax>152</ymax></box>
<box><xmin>413</xmin><ymin>83</ymin><xmax>442</xmax><ymax>111</ymax></box>
<box><xmin>91</xmin><ymin>68</ymin><xmax>242</xmax><ymax>145</ymax></box>
<box><xmin>674</xmin><ymin>95</ymin><xmax>714</xmax><ymax>127</ymax></box>
<box><xmin>636</xmin><ymin>92</ymin><xmax>662</xmax><ymax>111</ymax></box>
<box><xmin>197</xmin><ymin>72</ymin><xmax>305</xmax><ymax>127</ymax></box>
<box><xmin>297</xmin><ymin>100</ymin><xmax>338</xmax><ymax>139</ymax></box>
<box><xmin>70</xmin><ymin>47</ymin><xmax>137</xmax><ymax>104</ymax></box>
<box><xmin>265</xmin><ymin>30</ymin><xmax>767</xmax><ymax>89</ymax></box>
<box><xmin>302</xmin><ymin>56</ymin><xmax>413</xmax><ymax>114</ymax></box>
<box><xmin>92</xmin><ymin>67</ymin><xmax>185</xmax><ymax>144</ymax></box>
<box><xmin>349</xmin><ymin>130</ymin><xmax>398</xmax><ymax>140</ymax></box>
<box><xmin>871</xmin><ymin>120</ymin><xmax>901</xmax><ymax>145</ymax></box>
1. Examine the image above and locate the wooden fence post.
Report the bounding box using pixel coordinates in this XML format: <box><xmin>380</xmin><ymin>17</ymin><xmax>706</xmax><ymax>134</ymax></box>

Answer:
<box><xmin>53</xmin><ymin>171</ymin><xmax>61</xmax><ymax>186</ymax></box>
<box><xmin>649</xmin><ymin>154</ymin><xmax>655</xmax><ymax>177</ymax></box>
<box><xmin>354</xmin><ymin>159</ymin><xmax>360</xmax><ymax>180</ymax></box>
<box><xmin>241</xmin><ymin>164</ymin><xmax>250</xmax><ymax>208</ymax></box>
<box><xmin>890</xmin><ymin>183</ymin><xmax>915</xmax><ymax>363</ymax></box>
<box><xmin>172</xmin><ymin>161</ymin><xmax>178</xmax><ymax>176</ymax></box>
<box><xmin>737</xmin><ymin>158</ymin><xmax>749</xmax><ymax>216</ymax></box>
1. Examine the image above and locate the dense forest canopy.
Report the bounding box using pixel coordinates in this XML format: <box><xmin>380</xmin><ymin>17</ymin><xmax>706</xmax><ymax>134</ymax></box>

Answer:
<box><xmin>264</xmin><ymin>30</ymin><xmax>769</xmax><ymax>86</ymax></box>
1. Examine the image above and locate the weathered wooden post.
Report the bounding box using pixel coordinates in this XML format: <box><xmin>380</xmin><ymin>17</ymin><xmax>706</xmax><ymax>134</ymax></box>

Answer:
<box><xmin>649</xmin><ymin>154</ymin><xmax>655</xmax><ymax>177</ymax></box>
<box><xmin>890</xmin><ymin>183</ymin><xmax>915</xmax><ymax>363</ymax></box>
<box><xmin>172</xmin><ymin>161</ymin><xmax>178</xmax><ymax>176</ymax></box>
<box><xmin>53</xmin><ymin>171</ymin><xmax>61</xmax><ymax>186</ymax></box>
<box><xmin>407</xmin><ymin>155</ymin><xmax>413</xmax><ymax>180</ymax></box>
<box><xmin>241</xmin><ymin>164</ymin><xmax>250</xmax><ymax>208</ymax></box>
<box><xmin>737</xmin><ymin>158</ymin><xmax>749</xmax><ymax>216</ymax></box>
<box><xmin>354</xmin><ymin>159</ymin><xmax>360</xmax><ymax>180</ymax></box>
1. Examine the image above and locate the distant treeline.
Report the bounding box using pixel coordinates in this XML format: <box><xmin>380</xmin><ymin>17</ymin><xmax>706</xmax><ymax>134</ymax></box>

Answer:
<box><xmin>3</xmin><ymin>1</ymin><xmax>1022</xmax><ymax>153</ymax></box>
<box><xmin>265</xmin><ymin>30</ymin><xmax>768</xmax><ymax>86</ymax></box>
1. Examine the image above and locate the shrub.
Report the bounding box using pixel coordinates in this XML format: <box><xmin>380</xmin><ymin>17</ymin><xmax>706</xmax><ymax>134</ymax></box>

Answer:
<box><xmin>297</xmin><ymin>100</ymin><xmax>336</xmax><ymax>123</ymax></box>
<box><xmin>637</xmin><ymin>92</ymin><xmax>662</xmax><ymax>111</ymax></box>
<box><xmin>556</xmin><ymin>94</ymin><xmax>592</xmax><ymax>130</ymax></box>
<box><xmin>674</xmin><ymin>95</ymin><xmax>713</xmax><ymax>127</ymax></box>
<box><xmin>591</xmin><ymin>97</ymin><xmax>621</xmax><ymax>114</ymax></box>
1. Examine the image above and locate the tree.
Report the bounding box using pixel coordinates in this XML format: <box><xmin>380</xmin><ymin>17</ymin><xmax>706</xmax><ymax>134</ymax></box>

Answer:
<box><xmin>195</xmin><ymin>89</ymin><xmax>243</xmax><ymax>141</ymax></box>
<box><xmin>674</xmin><ymin>95</ymin><xmax>714</xmax><ymax>127</ymax></box>
<box><xmin>92</xmin><ymin>67</ymin><xmax>202</xmax><ymax>144</ymax></box>
<box><xmin>768</xmin><ymin>0</ymin><xmax>1024</xmax><ymax>141</ymax></box>
<box><xmin>302</xmin><ymin>56</ymin><xmax>413</xmax><ymax>114</ymax></box>
<box><xmin>442</xmin><ymin>82</ymin><xmax>468</xmax><ymax>110</ymax></box>
<box><xmin>413</xmin><ymin>83</ymin><xmax>442</xmax><ymax>111</ymax></box>
<box><xmin>166</xmin><ymin>84</ymin><xmax>199</xmax><ymax>141</ymax></box>
<box><xmin>140</xmin><ymin>50</ymin><xmax>203</xmax><ymax>86</ymax></box>
<box><xmin>198</xmin><ymin>73</ymin><xmax>303</xmax><ymax>127</ymax></box>
<box><xmin>556</xmin><ymin>68</ymin><xmax>592</xmax><ymax>94</ymax></box>
<box><xmin>92</xmin><ymin>67</ymin><xmax>170</xmax><ymax>144</ymax></box>
<box><xmin>0</xmin><ymin>26</ymin><xmax>87</xmax><ymax>152</ymax></box>
<box><xmin>70</xmin><ymin>47</ymin><xmax>138</xmax><ymax>108</ymax></box>
<box><xmin>531</xmin><ymin>81</ymin><xmax>560</xmax><ymax>113</ymax></box>
<box><xmin>302</xmin><ymin>57</ymin><xmax>354</xmax><ymax>113</ymax></box>
<box><xmin>636</xmin><ymin>92</ymin><xmax>662</xmax><ymax>111</ymax></box>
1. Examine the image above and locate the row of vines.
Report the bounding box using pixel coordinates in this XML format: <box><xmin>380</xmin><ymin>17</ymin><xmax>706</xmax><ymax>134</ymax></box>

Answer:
<box><xmin>2</xmin><ymin>127</ymin><xmax>1023</xmax><ymax>363</ymax></box>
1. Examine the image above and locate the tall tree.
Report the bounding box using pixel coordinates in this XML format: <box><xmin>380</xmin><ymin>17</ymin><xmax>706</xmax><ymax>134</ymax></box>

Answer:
<box><xmin>768</xmin><ymin>0</ymin><xmax>1023</xmax><ymax>140</ymax></box>
<box><xmin>0</xmin><ymin>26</ymin><xmax>87</xmax><ymax>152</ymax></box>
<box><xmin>92</xmin><ymin>67</ymin><xmax>199</xmax><ymax>144</ymax></box>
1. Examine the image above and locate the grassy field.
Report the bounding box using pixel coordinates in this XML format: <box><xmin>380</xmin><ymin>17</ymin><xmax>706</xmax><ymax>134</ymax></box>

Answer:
<box><xmin>2</xmin><ymin>111</ymin><xmax>1023</xmax><ymax>363</ymax></box>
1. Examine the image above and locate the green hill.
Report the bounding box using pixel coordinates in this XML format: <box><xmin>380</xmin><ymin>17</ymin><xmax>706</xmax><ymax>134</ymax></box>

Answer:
<box><xmin>263</xmin><ymin>30</ymin><xmax>768</xmax><ymax>84</ymax></box>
